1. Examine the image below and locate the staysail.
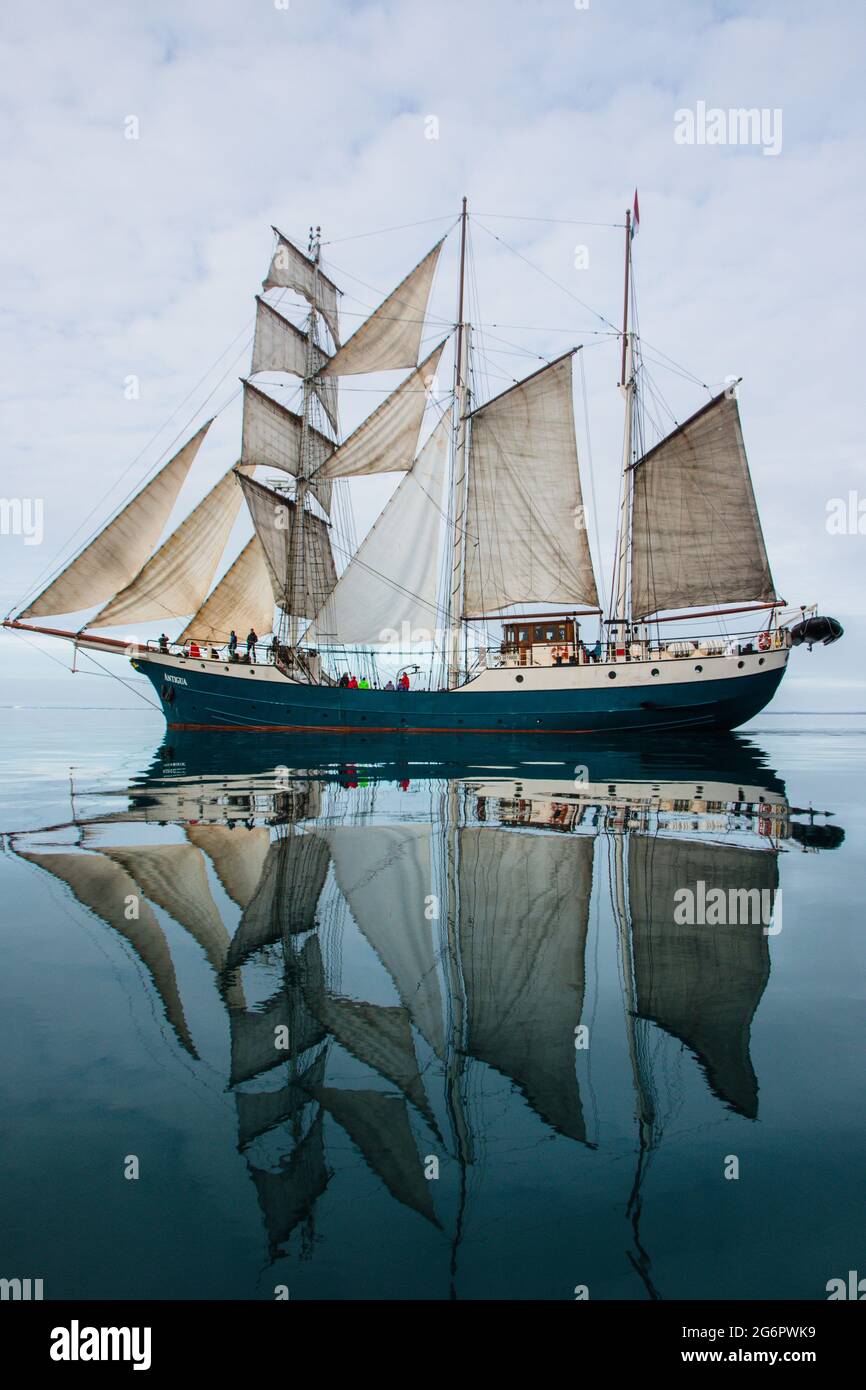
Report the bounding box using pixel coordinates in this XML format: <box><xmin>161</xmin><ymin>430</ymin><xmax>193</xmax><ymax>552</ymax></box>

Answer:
<box><xmin>461</xmin><ymin>353</ymin><xmax>599</xmax><ymax>615</ymax></box>
<box><xmin>90</xmin><ymin>464</ymin><xmax>247</xmax><ymax>628</ymax></box>
<box><xmin>630</xmin><ymin>392</ymin><xmax>777</xmax><ymax>618</ymax></box>
<box><xmin>312</xmin><ymin>343</ymin><xmax>445</xmax><ymax>479</ymax></box>
<box><xmin>19</xmin><ymin>421</ymin><xmax>213</xmax><ymax>619</ymax></box>
<box><xmin>178</xmin><ymin>535</ymin><xmax>275</xmax><ymax>645</ymax></box>
<box><xmin>262</xmin><ymin>227</ymin><xmax>341</xmax><ymax>347</ymax></box>
<box><xmin>304</xmin><ymin>415</ymin><xmax>449</xmax><ymax>647</ymax></box>
<box><xmin>237</xmin><ymin>473</ymin><xmax>337</xmax><ymax>619</ymax></box>
<box><xmin>319</xmin><ymin>239</ymin><xmax>444</xmax><ymax>377</ymax></box>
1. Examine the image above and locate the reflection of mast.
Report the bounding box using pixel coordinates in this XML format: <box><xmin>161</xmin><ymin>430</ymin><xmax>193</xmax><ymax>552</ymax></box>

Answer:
<box><xmin>608</xmin><ymin>823</ymin><xmax>662</xmax><ymax>1301</ymax></box>
<box><xmin>442</xmin><ymin>779</ymin><xmax>472</xmax><ymax>1297</ymax></box>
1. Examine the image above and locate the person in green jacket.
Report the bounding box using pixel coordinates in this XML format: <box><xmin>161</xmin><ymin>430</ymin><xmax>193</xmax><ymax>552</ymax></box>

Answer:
<box><xmin>358</xmin><ymin>676</ymin><xmax>370</xmax><ymax>689</ymax></box>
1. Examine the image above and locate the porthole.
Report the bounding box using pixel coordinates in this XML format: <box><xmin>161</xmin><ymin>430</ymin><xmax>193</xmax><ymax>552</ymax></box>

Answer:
<box><xmin>608</xmin><ymin>671</ymin><xmax>617</xmax><ymax>679</ymax></box>
<box><xmin>695</xmin><ymin>664</ymin><xmax>703</xmax><ymax>672</ymax></box>
<box><xmin>737</xmin><ymin>660</ymin><xmax>745</xmax><ymax>669</ymax></box>
<box><xmin>758</xmin><ymin>657</ymin><xmax>765</xmax><ymax>665</ymax></box>
<box><xmin>515</xmin><ymin>674</ymin><xmax>524</xmax><ymax>683</ymax></box>
<box><xmin>651</xmin><ymin>668</ymin><xmax>659</xmax><ymax>677</ymax></box>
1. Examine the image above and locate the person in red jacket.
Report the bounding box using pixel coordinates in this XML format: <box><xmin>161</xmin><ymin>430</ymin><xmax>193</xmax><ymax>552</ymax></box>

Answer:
<box><xmin>348</xmin><ymin>675</ymin><xmax>359</xmax><ymax>689</ymax></box>
<box><xmin>398</xmin><ymin>671</ymin><xmax>410</xmax><ymax>690</ymax></box>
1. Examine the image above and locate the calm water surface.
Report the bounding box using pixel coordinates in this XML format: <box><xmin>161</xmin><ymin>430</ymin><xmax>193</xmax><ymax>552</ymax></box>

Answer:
<box><xmin>0</xmin><ymin>706</ymin><xmax>863</xmax><ymax>1300</ymax></box>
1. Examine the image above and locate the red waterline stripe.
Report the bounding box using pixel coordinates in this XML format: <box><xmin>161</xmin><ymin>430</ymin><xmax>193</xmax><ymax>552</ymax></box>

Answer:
<box><xmin>166</xmin><ymin>717</ymin><xmax>717</xmax><ymax>734</ymax></box>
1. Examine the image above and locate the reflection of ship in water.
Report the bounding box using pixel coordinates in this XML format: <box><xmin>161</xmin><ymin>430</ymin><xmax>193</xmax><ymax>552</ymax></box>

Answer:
<box><xmin>11</xmin><ymin>733</ymin><xmax>842</xmax><ymax>1295</ymax></box>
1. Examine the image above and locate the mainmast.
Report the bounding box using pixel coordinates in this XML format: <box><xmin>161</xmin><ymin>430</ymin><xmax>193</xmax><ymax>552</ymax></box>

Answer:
<box><xmin>612</xmin><ymin>206</ymin><xmax>634</xmax><ymax>656</ymax></box>
<box><xmin>446</xmin><ymin>197</ymin><xmax>470</xmax><ymax>689</ymax></box>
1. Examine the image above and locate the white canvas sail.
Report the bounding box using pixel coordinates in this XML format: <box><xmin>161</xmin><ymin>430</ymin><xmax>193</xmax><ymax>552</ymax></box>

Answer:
<box><xmin>251</xmin><ymin>297</ymin><xmax>338</xmax><ymax>431</ymax></box>
<box><xmin>19</xmin><ymin>421</ymin><xmax>213</xmax><ymax>619</ymax></box>
<box><xmin>630</xmin><ymin>392</ymin><xmax>778</xmax><ymax>618</ymax></box>
<box><xmin>178</xmin><ymin>535</ymin><xmax>275</xmax><ymax>644</ymax></box>
<box><xmin>240</xmin><ymin>380</ymin><xmax>333</xmax><ymax>514</ymax></box>
<box><xmin>319</xmin><ymin>239</ymin><xmax>444</xmax><ymax>376</ymax></box>
<box><xmin>262</xmin><ymin>228</ymin><xmax>341</xmax><ymax>346</ymax></box>
<box><xmin>462</xmin><ymin>353</ymin><xmax>599</xmax><ymax>615</ymax></box>
<box><xmin>305</xmin><ymin>415</ymin><xmax>449</xmax><ymax>646</ymax></box>
<box><xmin>313</xmin><ymin>342</ymin><xmax>445</xmax><ymax>479</ymax></box>
<box><xmin>237</xmin><ymin>473</ymin><xmax>337</xmax><ymax>619</ymax></box>
<box><xmin>90</xmin><ymin>465</ymin><xmax>247</xmax><ymax>628</ymax></box>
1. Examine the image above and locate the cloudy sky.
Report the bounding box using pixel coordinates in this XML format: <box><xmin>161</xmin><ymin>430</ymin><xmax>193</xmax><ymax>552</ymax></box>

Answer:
<box><xmin>1</xmin><ymin>0</ymin><xmax>863</xmax><ymax>707</ymax></box>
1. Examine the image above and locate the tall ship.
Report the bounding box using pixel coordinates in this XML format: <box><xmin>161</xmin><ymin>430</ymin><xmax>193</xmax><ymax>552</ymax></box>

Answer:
<box><xmin>5</xmin><ymin>199</ymin><xmax>842</xmax><ymax>734</ymax></box>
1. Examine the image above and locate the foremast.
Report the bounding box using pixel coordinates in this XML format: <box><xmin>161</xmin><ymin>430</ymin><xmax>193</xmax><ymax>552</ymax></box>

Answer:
<box><xmin>287</xmin><ymin>224</ymin><xmax>327</xmax><ymax>648</ymax></box>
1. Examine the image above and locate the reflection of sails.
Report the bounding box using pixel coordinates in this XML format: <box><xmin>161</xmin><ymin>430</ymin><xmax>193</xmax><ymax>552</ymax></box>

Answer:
<box><xmin>458</xmin><ymin>828</ymin><xmax>593</xmax><ymax>1144</ymax></box>
<box><xmin>249</xmin><ymin>1111</ymin><xmax>331</xmax><ymax>1260</ymax></box>
<box><xmin>185</xmin><ymin>825</ymin><xmax>270</xmax><ymax>908</ymax></box>
<box><xmin>227</xmin><ymin>831</ymin><xmax>330</xmax><ymax>968</ymax></box>
<box><xmin>628</xmin><ymin>835</ymin><xmax>773</xmax><ymax>1118</ymax></box>
<box><xmin>19</xmin><ymin>850</ymin><xmax>197</xmax><ymax>1055</ymax></box>
<box><xmin>17</xmin><ymin>746</ymin><xmax>837</xmax><ymax>1286</ymax></box>
<box><xmin>310</xmin><ymin>1086</ymin><xmax>440</xmax><ymax>1227</ymax></box>
<box><xmin>324</xmin><ymin>826</ymin><xmax>445</xmax><ymax>1058</ymax></box>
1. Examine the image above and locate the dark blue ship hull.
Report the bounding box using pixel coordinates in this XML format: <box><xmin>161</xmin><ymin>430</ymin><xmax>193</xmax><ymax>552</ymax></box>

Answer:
<box><xmin>137</xmin><ymin>657</ymin><xmax>786</xmax><ymax>735</ymax></box>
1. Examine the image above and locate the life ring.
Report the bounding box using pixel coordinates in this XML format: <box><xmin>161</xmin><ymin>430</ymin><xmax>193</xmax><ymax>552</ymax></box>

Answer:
<box><xmin>757</xmin><ymin>631</ymin><xmax>771</xmax><ymax>652</ymax></box>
